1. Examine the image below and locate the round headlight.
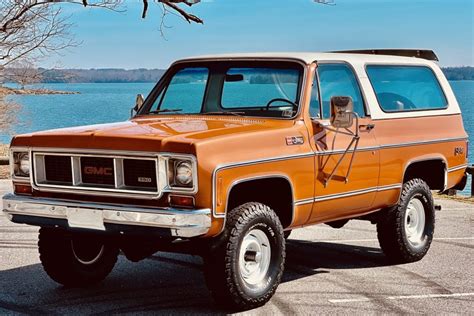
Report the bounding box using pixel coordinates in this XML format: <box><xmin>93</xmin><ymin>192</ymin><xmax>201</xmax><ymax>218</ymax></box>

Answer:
<box><xmin>14</xmin><ymin>152</ymin><xmax>30</xmax><ymax>177</ymax></box>
<box><xmin>19</xmin><ymin>154</ymin><xmax>30</xmax><ymax>175</ymax></box>
<box><xmin>175</xmin><ymin>161</ymin><xmax>193</xmax><ymax>186</ymax></box>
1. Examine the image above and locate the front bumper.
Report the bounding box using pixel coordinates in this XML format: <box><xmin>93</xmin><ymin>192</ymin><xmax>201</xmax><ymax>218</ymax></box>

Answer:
<box><xmin>2</xmin><ymin>194</ymin><xmax>211</xmax><ymax>238</ymax></box>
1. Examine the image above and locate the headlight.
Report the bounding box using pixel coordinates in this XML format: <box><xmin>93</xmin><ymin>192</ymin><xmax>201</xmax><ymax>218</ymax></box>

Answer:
<box><xmin>13</xmin><ymin>152</ymin><xmax>30</xmax><ymax>177</ymax></box>
<box><xmin>175</xmin><ymin>161</ymin><xmax>193</xmax><ymax>186</ymax></box>
<box><xmin>167</xmin><ymin>158</ymin><xmax>195</xmax><ymax>189</ymax></box>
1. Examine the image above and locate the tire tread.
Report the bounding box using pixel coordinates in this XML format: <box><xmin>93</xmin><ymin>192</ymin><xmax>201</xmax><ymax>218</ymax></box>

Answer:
<box><xmin>377</xmin><ymin>178</ymin><xmax>435</xmax><ymax>263</ymax></box>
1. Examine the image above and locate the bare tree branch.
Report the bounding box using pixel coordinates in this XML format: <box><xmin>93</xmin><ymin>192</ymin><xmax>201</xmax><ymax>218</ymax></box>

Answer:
<box><xmin>142</xmin><ymin>0</ymin><xmax>149</xmax><ymax>18</ymax></box>
<box><xmin>161</xmin><ymin>1</ymin><xmax>203</xmax><ymax>24</ymax></box>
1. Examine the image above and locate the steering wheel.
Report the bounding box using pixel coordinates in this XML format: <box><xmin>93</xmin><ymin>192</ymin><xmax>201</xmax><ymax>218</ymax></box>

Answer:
<box><xmin>265</xmin><ymin>98</ymin><xmax>298</xmax><ymax>111</ymax></box>
<box><xmin>378</xmin><ymin>93</ymin><xmax>416</xmax><ymax>110</ymax></box>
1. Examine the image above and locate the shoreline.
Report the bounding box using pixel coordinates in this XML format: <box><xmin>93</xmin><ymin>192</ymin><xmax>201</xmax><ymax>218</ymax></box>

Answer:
<box><xmin>0</xmin><ymin>86</ymin><xmax>79</xmax><ymax>97</ymax></box>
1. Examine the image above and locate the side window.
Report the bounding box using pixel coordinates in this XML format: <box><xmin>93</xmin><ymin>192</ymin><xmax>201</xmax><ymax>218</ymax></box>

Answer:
<box><xmin>366</xmin><ymin>65</ymin><xmax>447</xmax><ymax>112</ymax></box>
<box><xmin>317</xmin><ymin>64</ymin><xmax>366</xmax><ymax>119</ymax></box>
<box><xmin>152</xmin><ymin>67</ymin><xmax>208</xmax><ymax>113</ymax></box>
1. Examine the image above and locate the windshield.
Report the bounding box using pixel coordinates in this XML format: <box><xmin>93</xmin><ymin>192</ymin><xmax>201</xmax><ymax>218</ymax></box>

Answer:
<box><xmin>140</xmin><ymin>61</ymin><xmax>303</xmax><ymax>118</ymax></box>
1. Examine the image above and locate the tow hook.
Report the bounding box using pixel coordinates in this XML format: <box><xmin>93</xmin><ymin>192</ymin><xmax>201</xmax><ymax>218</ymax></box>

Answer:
<box><xmin>435</xmin><ymin>205</ymin><xmax>442</xmax><ymax>211</ymax></box>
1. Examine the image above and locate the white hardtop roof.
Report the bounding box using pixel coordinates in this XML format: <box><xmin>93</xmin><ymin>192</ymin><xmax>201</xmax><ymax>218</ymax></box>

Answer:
<box><xmin>179</xmin><ymin>52</ymin><xmax>437</xmax><ymax>66</ymax></box>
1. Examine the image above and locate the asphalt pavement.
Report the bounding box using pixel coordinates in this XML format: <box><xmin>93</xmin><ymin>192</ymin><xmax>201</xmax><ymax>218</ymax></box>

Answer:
<box><xmin>0</xmin><ymin>179</ymin><xmax>472</xmax><ymax>314</ymax></box>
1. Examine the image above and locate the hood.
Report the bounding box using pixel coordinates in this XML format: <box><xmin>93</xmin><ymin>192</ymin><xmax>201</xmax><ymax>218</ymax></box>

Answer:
<box><xmin>11</xmin><ymin>115</ymin><xmax>294</xmax><ymax>153</ymax></box>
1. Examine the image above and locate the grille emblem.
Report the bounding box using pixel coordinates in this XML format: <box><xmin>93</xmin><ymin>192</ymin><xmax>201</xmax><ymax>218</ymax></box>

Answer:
<box><xmin>138</xmin><ymin>177</ymin><xmax>152</xmax><ymax>183</ymax></box>
<box><xmin>83</xmin><ymin>166</ymin><xmax>113</xmax><ymax>176</ymax></box>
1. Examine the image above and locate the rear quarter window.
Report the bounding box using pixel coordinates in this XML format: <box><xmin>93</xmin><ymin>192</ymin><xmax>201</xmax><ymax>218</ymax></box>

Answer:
<box><xmin>366</xmin><ymin>65</ymin><xmax>448</xmax><ymax>112</ymax></box>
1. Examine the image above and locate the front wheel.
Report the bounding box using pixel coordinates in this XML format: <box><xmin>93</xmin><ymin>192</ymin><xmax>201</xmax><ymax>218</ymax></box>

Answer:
<box><xmin>377</xmin><ymin>178</ymin><xmax>435</xmax><ymax>263</ymax></box>
<box><xmin>38</xmin><ymin>228</ymin><xmax>119</xmax><ymax>287</ymax></box>
<box><xmin>203</xmin><ymin>202</ymin><xmax>285</xmax><ymax>310</ymax></box>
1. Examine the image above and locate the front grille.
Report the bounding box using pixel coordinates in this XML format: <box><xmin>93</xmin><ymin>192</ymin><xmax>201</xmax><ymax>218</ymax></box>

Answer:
<box><xmin>123</xmin><ymin>159</ymin><xmax>157</xmax><ymax>190</ymax></box>
<box><xmin>44</xmin><ymin>155</ymin><xmax>72</xmax><ymax>184</ymax></box>
<box><xmin>33</xmin><ymin>151</ymin><xmax>160</xmax><ymax>197</ymax></box>
<box><xmin>80</xmin><ymin>157</ymin><xmax>115</xmax><ymax>187</ymax></box>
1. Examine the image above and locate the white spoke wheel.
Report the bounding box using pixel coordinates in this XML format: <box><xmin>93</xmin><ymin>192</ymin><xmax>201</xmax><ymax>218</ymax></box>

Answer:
<box><xmin>239</xmin><ymin>229</ymin><xmax>271</xmax><ymax>286</ymax></box>
<box><xmin>377</xmin><ymin>178</ymin><xmax>435</xmax><ymax>263</ymax></box>
<box><xmin>404</xmin><ymin>197</ymin><xmax>426</xmax><ymax>248</ymax></box>
<box><xmin>204</xmin><ymin>202</ymin><xmax>285</xmax><ymax>310</ymax></box>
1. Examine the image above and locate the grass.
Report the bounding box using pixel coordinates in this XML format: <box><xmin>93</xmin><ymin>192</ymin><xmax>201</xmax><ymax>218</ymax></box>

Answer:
<box><xmin>434</xmin><ymin>192</ymin><xmax>474</xmax><ymax>204</ymax></box>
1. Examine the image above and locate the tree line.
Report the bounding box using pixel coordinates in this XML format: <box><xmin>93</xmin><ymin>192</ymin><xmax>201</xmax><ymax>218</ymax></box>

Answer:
<box><xmin>441</xmin><ymin>67</ymin><xmax>474</xmax><ymax>81</ymax></box>
<box><xmin>1</xmin><ymin>66</ymin><xmax>471</xmax><ymax>85</ymax></box>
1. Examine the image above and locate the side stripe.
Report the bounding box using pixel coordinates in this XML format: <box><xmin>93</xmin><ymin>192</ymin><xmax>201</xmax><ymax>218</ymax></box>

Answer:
<box><xmin>294</xmin><ymin>184</ymin><xmax>402</xmax><ymax>206</ymax></box>
<box><xmin>447</xmin><ymin>164</ymin><xmax>468</xmax><ymax>173</ymax></box>
<box><xmin>315</xmin><ymin>136</ymin><xmax>467</xmax><ymax>155</ymax></box>
<box><xmin>212</xmin><ymin>136</ymin><xmax>466</xmax><ymax>217</ymax></box>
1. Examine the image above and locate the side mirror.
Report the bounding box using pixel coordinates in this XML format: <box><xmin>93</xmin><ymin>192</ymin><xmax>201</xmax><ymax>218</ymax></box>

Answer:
<box><xmin>135</xmin><ymin>94</ymin><xmax>145</xmax><ymax>111</ymax></box>
<box><xmin>330</xmin><ymin>96</ymin><xmax>354</xmax><ymax>128</ymax></box>
<box><xmin>131</xmin><ymin>94</ymin><xmax>145</xmax><ymax>117</ymax></box>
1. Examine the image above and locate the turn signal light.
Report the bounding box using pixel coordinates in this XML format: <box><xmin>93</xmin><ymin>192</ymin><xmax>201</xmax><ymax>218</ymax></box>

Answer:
<box><xmin>169</xmin><ymin>195</ymin><xmax>195</xmax><ymax>208</ymax></box>
<box><xmin>14</xmin><ymin>184</ymin><xmax>32</xmax><ymax>195</ymax></box>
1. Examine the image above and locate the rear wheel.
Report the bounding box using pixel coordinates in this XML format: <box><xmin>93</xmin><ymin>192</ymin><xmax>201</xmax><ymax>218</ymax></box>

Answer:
<box><xmin>204</xmin><ymin>202</ymin><xmax>285</xmax><ymax>310</ymax></box>
<box><xmin>39</xmin><ymin>228</ymin><xmax>119</xmax><ymax>287</ymax></box>
<box><xmin>377</xmin><ymin>178</ymin><xmax>435</xmax><ymax>263</ymax></box>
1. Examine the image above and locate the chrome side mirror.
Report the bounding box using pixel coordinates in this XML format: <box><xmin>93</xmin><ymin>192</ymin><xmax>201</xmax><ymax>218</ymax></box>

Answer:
<box><xmin>330</xmin><ymin>96</ymin><xmax>354</xmax><ymax>128</ymax></box>
<box><xmin>131</xmin><ymin>94</ymin><xmax>145</xmax><ymax>117</ymax></box>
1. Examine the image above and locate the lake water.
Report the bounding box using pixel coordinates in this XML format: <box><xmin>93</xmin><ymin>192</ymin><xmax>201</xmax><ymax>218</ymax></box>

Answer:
<box><xmin>2</xmin><ymin>81</ymin><xmax>473</xmax><ymax>194</ymax></box>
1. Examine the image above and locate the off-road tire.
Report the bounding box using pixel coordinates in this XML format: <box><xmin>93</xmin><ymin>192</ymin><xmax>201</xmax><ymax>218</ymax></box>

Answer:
<box><xmin>377</xmin><ymin>178</ymin><xmax>435</xmax><ymax>263</ymax></box>
<box><xmin>203</xmin><ymin>202</ymin><xmax>285</xmax><ymax>310</ymax></box>
<box><xmin>38</xmin><ymin>228</ymin><xmax>119</xmax><ymax>287</ymax></box>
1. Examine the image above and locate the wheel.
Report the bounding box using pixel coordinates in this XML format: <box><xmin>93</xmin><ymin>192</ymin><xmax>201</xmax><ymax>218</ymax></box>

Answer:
<box><xmin>284</xmin><ymin>230</ymin><xmax>292</xmax><ymax>240</ymax></box>
<box><xmin>203</xmin><ymin>202</ymin><xmax>285</xmax><ymax>310</ymax></box>
<box><xmin>38</xmin><ymin>228</ymin><xmax>119</xmax><ymax>287</ymax></box>
<box><xmin>376</xmin><ymin>178</ymin><xmax>435</xmax><ymax>263</ymax></box>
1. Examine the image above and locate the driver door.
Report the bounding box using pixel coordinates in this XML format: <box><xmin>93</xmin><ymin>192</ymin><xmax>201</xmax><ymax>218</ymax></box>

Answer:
<box><xmin>307</xmin><ymin>62</ymin><xmax>380</xmax><ymax>224</ymax></box>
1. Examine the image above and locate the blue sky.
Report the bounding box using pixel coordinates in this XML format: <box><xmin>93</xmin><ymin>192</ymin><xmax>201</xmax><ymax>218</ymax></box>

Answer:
<box><xmin>51</xmin><ymin>0</ymin><xmax>473</xmax><ymax>69</ymax></box>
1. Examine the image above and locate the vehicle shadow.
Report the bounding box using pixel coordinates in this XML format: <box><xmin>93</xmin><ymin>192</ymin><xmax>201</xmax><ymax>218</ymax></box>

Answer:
<box><xmin>283</xmin><ymin>239</ymin><xmax>389</xmax><ymax>282</ymax></box>
<box><xmin>0</xmin><ymin>239</ymin><xmax>391</xmax><ymax>314</ymax></box>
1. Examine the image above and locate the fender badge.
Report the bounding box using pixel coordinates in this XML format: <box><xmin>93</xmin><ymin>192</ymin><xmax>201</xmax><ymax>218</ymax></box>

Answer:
<box><xmin>454</xmin><ymin>147</ymin><xmax>464</xmax><ymax>156</ymax></box>
<box><xmin>286</xmin><ymin>136</ymin><xmax>304</xmax><ymax>146</ymax></box>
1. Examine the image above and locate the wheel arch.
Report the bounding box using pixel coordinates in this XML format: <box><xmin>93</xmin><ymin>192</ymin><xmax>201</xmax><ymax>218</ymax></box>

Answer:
<box><xmin>401</xmin><ymin>155</ymin><xmax>448</xmax><ymax>192</ymax></box>
<box><xmin>225</xmin><ymin>174</ymin><xmax>295</xmax><ymax>229</ymax></box>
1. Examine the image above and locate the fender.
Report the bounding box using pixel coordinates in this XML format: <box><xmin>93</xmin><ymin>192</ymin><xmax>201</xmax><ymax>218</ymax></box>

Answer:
<box><xmin>218</xmin><ymin>173</ymin><xmax>296</xmax><ymax>235</ymax></box>
<box><xmin>399</xmin><ymin>154</ymin><xmax>448</xmax><ymax>201</ymax></box>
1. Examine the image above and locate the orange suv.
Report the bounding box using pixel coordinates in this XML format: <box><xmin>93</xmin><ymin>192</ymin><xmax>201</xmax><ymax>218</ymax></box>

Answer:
<box><xmin>3</xmin><ymin>50</ymin><xmax>469</xmax><ymax>309</ymax></box>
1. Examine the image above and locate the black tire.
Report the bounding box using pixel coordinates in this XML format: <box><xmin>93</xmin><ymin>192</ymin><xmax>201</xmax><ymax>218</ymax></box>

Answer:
<box><xmin>203</xmin><ymin>202</ymin><xmax>285</xmax><ymax>310</ymax></box>
<box><xmin>377</xmin><ymin>178</ymin><xmax>435</xmax><ymax>263</ymax></box>
<box><xmin>284</xmin><ymin>230</ymin><xmax>292</xmax><ymax>240</ymax></box>
<box><xmin>38</xmin><ymin>228</ymin><xmax>119</xmax><ymax>287</ymax></box>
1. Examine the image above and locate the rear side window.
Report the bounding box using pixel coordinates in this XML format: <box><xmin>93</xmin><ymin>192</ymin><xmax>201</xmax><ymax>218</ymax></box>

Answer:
<box><xmin>366</xmin><ymin>65</ymin><xmax>447</xmax><ymax>112</ymax></box>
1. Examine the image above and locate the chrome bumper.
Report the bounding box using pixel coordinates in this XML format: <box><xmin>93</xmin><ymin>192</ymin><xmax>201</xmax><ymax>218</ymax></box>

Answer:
<box><xmin>2</xmin><ymin>194</ymin><xmax>211</xmax><ymax>238</ymax></box>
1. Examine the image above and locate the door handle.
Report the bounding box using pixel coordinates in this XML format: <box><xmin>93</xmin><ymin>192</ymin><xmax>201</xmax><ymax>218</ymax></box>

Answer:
<box><xmin>359</xmin><ymin>124</ymin><xmax>375</xmax><ymax>131</ymax></box>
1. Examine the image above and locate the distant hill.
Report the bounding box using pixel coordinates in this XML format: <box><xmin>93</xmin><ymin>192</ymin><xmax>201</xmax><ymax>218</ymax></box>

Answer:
<box><xmin>39</xmin><ymin>68</ymin><xmax>166</xmax><ymax>83</ymax></box>
<box><xmin>24</xmin><ymin>66</ymin><xmax>474</xmax><ymax>83</ymax></box>
<box><xmin>441</xmin><ymin>67</ymin><xmax>474</xmax><ymax>81</ymax></box>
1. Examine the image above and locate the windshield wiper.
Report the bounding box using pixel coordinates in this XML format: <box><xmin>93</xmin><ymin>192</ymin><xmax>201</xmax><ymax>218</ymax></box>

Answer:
<box><xmin>148</xmin><ymin>108</ymin><xmax>183</xmax><ymax>114</ymax></box>
<box><xmin>205</xmin><ymin>111</ymin><xmax>245</xmax><ymax>117</ymax></box>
